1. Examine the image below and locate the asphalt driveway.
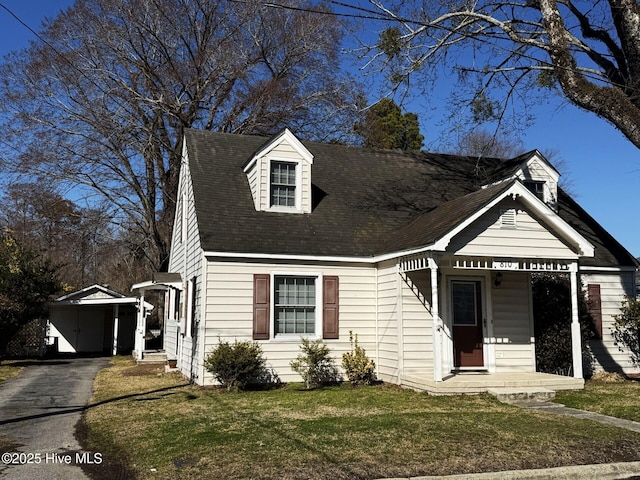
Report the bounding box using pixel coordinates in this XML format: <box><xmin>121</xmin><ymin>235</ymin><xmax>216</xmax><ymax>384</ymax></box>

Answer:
<box><xmin>0</xmin><ymin>357</ymin><xmax>109</xmax><ymax>480</ymax></box>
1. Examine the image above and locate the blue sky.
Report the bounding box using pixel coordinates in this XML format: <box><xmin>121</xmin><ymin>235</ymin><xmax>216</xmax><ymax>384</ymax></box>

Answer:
<box><xmin>1</xmin><ymin>0</ymin><xmax>638</xmax><ymax>257</ymax></box>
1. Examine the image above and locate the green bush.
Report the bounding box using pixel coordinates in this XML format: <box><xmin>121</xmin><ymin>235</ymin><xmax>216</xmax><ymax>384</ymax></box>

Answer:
<box><xmin>290</xmin><ymin>338</ymin><xmax>341</xmax><ymax>389</ymax></box>
<box><xmin>342</xmin><ymin>331</ymin><xmax>376</xmax><ymax>386</ymax></box>
<box><xmin>612</xmin><ymin>296</ymin><xmax>640</xmax><ymax>367</ymax></box>
<box><xmin>204</xmin><ymin>339</ymin><xmax>274</xmax><ymax>391</ymax></box>
<box><xmin>532</xmin><ymin>273</ymin><xmax>594</xmax><ymax>376</ymax></box>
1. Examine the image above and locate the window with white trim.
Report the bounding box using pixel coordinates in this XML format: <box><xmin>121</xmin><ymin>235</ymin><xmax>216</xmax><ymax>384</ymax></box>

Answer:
<box><xmin>274</xmin><ymin>276</ymin><xmax>316</xmax><ymax>335</ymax></box>
<box><xmin>270</xmin><ymin>161</ymin><xmax>296</xmax><ymax>207</ymax></box>
<box><xmin>524</xmin><ymin>180</ymin><xmax>545</xmax><ymax>201</ymax></box>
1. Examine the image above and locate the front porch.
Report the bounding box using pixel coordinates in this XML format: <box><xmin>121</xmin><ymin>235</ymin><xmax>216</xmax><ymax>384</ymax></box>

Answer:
<box><xmin>401</xmin><ymin>371</ymin><xmax>584</xmax><ymax>395</ymax></box>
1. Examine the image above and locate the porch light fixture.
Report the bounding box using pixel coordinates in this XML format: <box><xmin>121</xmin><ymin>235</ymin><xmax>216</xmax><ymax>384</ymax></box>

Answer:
<box><xmin>493</xmin><ymin>272</ymin><xmax>503</xmax><ymax>287</ymax></box>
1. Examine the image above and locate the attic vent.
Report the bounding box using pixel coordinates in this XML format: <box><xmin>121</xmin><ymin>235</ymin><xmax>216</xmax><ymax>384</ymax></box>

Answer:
<box><xmin>500</xmin><ymin>209</ymin><xmax>517</xmax><ymax>229</ymax></box>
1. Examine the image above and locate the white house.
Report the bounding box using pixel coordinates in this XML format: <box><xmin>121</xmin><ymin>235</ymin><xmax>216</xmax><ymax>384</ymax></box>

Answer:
<box><xmin>132</xmin><ymin>128</ymin><xmax>638</xmax><ymax>394</ymax></box>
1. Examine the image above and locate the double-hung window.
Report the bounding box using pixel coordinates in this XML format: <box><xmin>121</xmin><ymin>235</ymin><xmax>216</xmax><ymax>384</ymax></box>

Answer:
<box><xmin>274</xmin><ymin>276</ymin><xmax>316</xmax><ymax>335</ymax></box>
<box><xmin>270</xmin><ymin>161</ymin><xmax>296</xmax><ymax>207</ymax></box>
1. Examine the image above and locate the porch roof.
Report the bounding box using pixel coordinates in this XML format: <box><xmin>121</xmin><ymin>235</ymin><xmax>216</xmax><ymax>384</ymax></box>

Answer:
<box><xmin>131</xmin><ymin>272</ymin><xmax>183</xmax><ymax>292</ymax></box>
<box><xmin>386</xmin><ymin>179</ymin><xmax>595</xmax><ymax>259</ymax></box>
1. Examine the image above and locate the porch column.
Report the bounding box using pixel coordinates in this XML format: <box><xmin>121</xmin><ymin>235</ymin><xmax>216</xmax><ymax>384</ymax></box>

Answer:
<box><xmin>112</xmin><ymin>304</ymin><xmax>120</xmax><ymax>356</ymax></box>
<box><xmin>429</xmin><ymin>258</ymin><xmax>442</xmax><ymax>382</ymax></box>
<box><xmin>134</xmin><ymin>291</ymin><xmax>146</xmax><ymax>360</ymax></box>
<box><xmin>570</xmin><ymin>264</ymin><xmax>583</xmax><ymax>379</ymax></box>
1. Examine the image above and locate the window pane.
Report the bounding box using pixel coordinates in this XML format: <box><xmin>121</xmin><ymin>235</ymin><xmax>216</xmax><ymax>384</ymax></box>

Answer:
<box><xmin>452</xmin><ymin>282</ymin><xmax>477</xmax><ymax>325</ymax></box>
<box><xmin>275</xmin><ymin>276</ymin><xmax>316</xmax><ymax>335</ymax></box>
<box><xmin>270</xmin><ymin>162</ymin><xmax>296</xmax><ymax>207</ymax></box>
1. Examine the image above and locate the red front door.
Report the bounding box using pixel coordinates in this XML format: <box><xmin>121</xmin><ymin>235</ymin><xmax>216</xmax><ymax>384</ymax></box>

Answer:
<box><xmin>452</xmin><ymin>280</ymin><xmax>484</xmax><ymax>368</ymax></box>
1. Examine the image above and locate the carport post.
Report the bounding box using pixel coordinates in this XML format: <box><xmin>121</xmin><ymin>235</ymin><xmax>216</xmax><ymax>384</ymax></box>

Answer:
<box><xmin>112</xmin><ymin>304</ymin><xmax>120</xmax><ymax>356</ymax></box>
<box><xmin>134</xmin><ymin>291</ymin><xmax>146</xmax><ymax>360</ymax></box>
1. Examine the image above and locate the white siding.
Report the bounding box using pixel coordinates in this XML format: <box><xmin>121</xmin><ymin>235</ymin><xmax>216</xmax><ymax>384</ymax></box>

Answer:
<box><xmin>401</xmin><ymin>270</ymin><xmax>434</xmax><ymax>374</ymax></box>
<box><xmin>491</xmin><ymin>271</ymin><xmax>535</xmax><ymax>372</ymax></box>
<box><xmin>167</xmin><ymin>146</ymin><xmax>205</xmax><ymax>382</ymax></box>
<box><xmin>448</xmin><ymin>199</ymin><xmax>577</xmax><ymax>259</ymax></box>
<box><xmin>201</xmin><ymin>261</ymin><xmax>377</xmax><ymax>385</ymax></box>
<box><xmin>376</xmin><ymin>260</ymin><xmax>400</xmax><ymax>383</ymax></box>
<box><xmin>246</xmin><ymin>162</ymin><xmax>260</xmax><ymax>210</ymax></box>
<box><xmin>583</xmin><ymin>271</ymin><xmax>639</xmax><ymax>375</ymax></box>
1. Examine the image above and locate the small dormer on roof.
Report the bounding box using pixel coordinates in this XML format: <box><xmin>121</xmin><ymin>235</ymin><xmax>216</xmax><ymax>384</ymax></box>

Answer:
<box><xmin>484</xmin><ymin>150</ymin><xmax>560</xmax><ymax>211</ymax></box>
<box><xmin>513</xmin><ymin>150</ymin><xmax>560</xmax><ymax>210</ymax></box>
<box><xmin>243</xmin><ymin>128</ymin><xmax>314</xmax><ymax>214</ymax></box>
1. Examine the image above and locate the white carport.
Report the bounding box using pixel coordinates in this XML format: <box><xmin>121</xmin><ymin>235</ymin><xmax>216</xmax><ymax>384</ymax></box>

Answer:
<box><xmin>48</xmin><ymin>284</ymin><xmax>153</xmax><ymax>355</ymax></box>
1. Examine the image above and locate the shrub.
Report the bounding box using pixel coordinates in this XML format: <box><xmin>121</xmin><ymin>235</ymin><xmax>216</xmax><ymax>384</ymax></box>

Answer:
<box><xmin>612</xmin><ymin>296</ymin><xmax>640</xmax><ymax>368</ymax></box>
<box><xmin>532</xmin><ymin>273</ymin><xmax>594</xmax><ymax>376</ymax></box>
<box><xmin>342</xmin><ymin>331</ymin><xmax>376</xmax><ymax>386</ymax></box>
<box><xmin>290</xmin><ymin>338</ymin><xmax>341</xmax><ymax>389</ymax></box>
<box><xmin>204</xmin><ymin>339</ymin><xmax>272</xmax><ymax>391</ymax></box>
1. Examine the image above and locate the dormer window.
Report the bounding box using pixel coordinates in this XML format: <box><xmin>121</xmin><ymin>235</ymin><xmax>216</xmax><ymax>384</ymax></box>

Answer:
<box><xmin>524</xmin><ymin>180</ymin><xmax>545</xmax><ymax>201</ymax></box>
<box><xmin>270</xmin><ymin>161</ymin><xmax>297</xmax><ymax>207</ymax></box>
<box><xmin>243</xmin><ymin>128</ymin><xmax>314</xmax><ymax>213</ymax></box>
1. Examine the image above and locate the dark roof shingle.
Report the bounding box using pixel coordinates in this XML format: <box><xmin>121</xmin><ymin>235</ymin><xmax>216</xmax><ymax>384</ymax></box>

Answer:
<box><xmin>184</xmin><ymin>129</ymin><xmax>637</xmax><ymax>267</ymax></box>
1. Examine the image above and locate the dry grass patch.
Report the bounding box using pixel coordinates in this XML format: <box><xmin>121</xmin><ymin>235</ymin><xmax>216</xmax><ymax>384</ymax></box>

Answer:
<box><xmin>81</xmin><ymin>358</ymin><xmax>640</xmax><ymax>480</ymax></box>
<box><xmin>0</xmin><ymin>360</ymin><xmax>25</xmax><ymax>384</ymax></box>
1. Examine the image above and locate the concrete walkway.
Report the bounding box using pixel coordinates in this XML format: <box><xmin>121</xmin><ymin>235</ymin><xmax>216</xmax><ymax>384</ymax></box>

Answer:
<box><xmin>0</xmin><ymin>357</ymin><xmax>108</xmax><ymax>480</ymax></box>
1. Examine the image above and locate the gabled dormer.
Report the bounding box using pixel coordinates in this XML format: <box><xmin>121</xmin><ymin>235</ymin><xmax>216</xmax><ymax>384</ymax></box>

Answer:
<box><xmin>243</xmin><ymin>129</ymin><xmax>314</xmax><ymax>214</ymax></box>
<box><xmin>507</xmin><ymin>150</ymin><xmax>560</xmax><ymax>211</ymax></box>
<box><xmin>492</xmin><ymin>150</ymin><xmax>560</xmax><ymax>211</ymax></box>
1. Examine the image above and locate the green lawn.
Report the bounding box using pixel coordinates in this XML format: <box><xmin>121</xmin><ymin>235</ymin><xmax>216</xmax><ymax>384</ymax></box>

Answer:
<box><xmin>81</xmin><ymin>358</ymin><xmax>640</xmax><ymax>480</ymax></box>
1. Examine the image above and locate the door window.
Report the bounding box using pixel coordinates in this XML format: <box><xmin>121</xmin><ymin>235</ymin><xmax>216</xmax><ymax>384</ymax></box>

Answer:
<box><xmin>452</xmin><ymin>281</ymin><xmax>478</xmax><ymax>326</ymax></box>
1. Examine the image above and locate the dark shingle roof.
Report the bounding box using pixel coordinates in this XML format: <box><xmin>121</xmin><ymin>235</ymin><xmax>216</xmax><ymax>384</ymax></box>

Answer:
<box><xmin>557</xmin><ymin>190</ymin><xmax>638</xmax><ymax>268</ymax></box>
<box><xmin>185</xmin><ymin>129</ymin><xmax>637</xmax><ymax>267</ymax></box>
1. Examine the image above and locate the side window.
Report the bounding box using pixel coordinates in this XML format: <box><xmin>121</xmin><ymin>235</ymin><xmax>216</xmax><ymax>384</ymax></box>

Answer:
<box><xmin>524</xmin><ymin>180</ymin><xmax>545</xmax><ymax>201</ymax></box>
<box><xmin>274</xmin><ymin>276</ymin><xmax>316</xmax><ymax>335</ymax></box>
<box><xmin>252</xmin><ymin>274</ymin><xmax>339</xmax><ymax>340</ymax></box>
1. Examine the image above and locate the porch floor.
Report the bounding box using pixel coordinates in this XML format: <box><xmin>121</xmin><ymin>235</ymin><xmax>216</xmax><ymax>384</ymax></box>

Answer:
<box><xmin>401</xmin><ymin>371</ymin><xmax>584</xmax><ymax>395</ymax></box>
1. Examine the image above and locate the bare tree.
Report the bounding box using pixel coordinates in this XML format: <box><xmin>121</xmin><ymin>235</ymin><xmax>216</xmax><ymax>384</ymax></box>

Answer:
<box><xmin>450</xmin><ymin>130</ymin><xmax>524</xmax><ymax>158</ymax></box>
<box><xmin>0</xmin><ymin>0</ymin><xmax>363</xmax><ymax>272</ymax></box>
<box><xmin>341</xmin><ymin>0</ymin><xmax>640</xmax><ymax>150</ymax></box>
<box><xmin>0</xmin><ymin>182</ymin><xmax>131</xmax><ymax>290</ymax></box>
